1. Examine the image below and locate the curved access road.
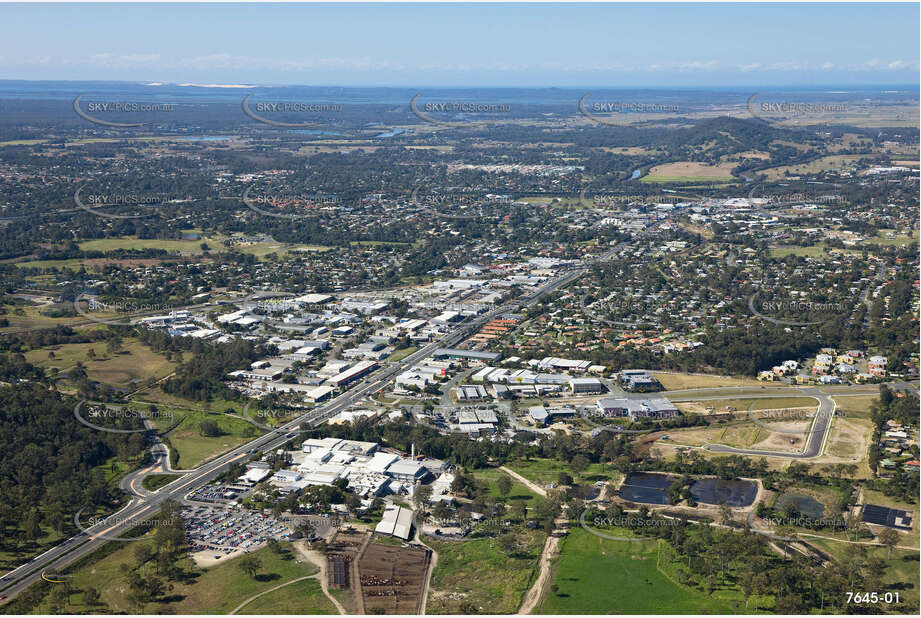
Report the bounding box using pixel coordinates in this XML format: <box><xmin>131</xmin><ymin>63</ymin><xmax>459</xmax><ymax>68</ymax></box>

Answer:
<box><xmin>703</xmin><ymin>387</ymin><xmax>836</xmax><ymax>459</ymax></box>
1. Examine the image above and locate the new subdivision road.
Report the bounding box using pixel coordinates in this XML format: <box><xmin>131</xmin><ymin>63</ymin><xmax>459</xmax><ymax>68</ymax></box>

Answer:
<box><xmin>0</xmin><ymin>248</ymin><xmax>618</xmax><ymax>603</ymax></box>
<box><xmin>701</xmin><ymin>386</ymin><xmax>836</xmax><ymax>458</ymax></box>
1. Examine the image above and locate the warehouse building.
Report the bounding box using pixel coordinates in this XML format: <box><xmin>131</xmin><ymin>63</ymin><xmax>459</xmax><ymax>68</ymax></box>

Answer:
<box><xmin>569</xmin><ymin>377</ymin><xmax>604</xmax><ymax>393</ymax></box>
<box><xmin>375</xmin><ymin>505</ymin><xmax>414</xmax><ymax>540</ymax></box>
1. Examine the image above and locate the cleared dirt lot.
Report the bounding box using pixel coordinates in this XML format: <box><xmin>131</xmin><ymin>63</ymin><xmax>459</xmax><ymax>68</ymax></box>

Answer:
<box><xmin>667</xmin><ymin>419</ymin><xmax>812</xmax><ymax>453</ymax></box>
<box><xmin>356</xmin><ymin>542</ymin><xmax>431</xmax><ymax>615</ymax></box>
<box><xmin>750</xmin><ymin>421</ymin><xmax>813</xmax><ymax>453</ymax></box>
<box><xmin>823</xmin><ymin>417</ymin><xmax>873</xmax><ymax>461</ymax></box>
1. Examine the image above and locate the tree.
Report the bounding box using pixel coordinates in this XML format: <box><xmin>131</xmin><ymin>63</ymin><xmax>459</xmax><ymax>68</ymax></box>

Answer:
<box><xmin>496</xmin><ymin>532</ymin><xmax>518</xmax><ymax>556</ymax></box>
<box><xmin>82</xmin><ymin>586</ymin><xmax>101</xmax><ymax>606</ymax></box>
<box><xmin>876</xmin><ymin>527</ymin><xmax>900</xmax><ymax>559</ymax></box>
<box><xmin>295</xmin><ymin>519</ymin><xmax>315</xmax><ymax>540</ymax></box>
<box><xmin>237</xmin><ymin>555</ymin><xmax>262</xmax><ymax>579</ymax></box>
<box><xmin>134</xmin><ymin>544</ymin><xmax>155</xmax><ymax>566</ymax></box>
<box><xmin>23</xmin><ymin>509</ymin><xmax>41</xmax><ymax>542</ymax></box>
<box><xmin>718</xmin><ymin>503</ymin><xmax>734</xmax><ymax>526</ymax></box>
<box><xmin>143</xmin><ymin>576</ymin><xmax>165</xmax><ymax>600</ymax></box>
<box><xmin>557</xmin><ymin>472</ymin><xmax>573</xmax><ymax>487</ymax></box>
<box><xmin>496</xmin><ymin>475</ymin><xmax>512</xmax><ymax>497</ymax></box>
<box><xmin>413</xmin><ymin>484</ymin><xmax>433</xmax><ymax>509</ymax></box>
<box><xmin>432</xmin><ymin>501</ymin><xmax>452</xmax><ymax>523</ymax></box>
<box><xmin>199</xmin><ymin>420</ymin><xmax>221</xmax><ymax>437</ymax></box>
<box><xmin>570</xmin><ymin>455</ymin><xmax>590</xmax><ymax>476</ymax></box>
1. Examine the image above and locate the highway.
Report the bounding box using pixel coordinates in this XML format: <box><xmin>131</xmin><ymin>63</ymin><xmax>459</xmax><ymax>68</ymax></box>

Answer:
<box><xmin>0</xmin><ymin>247</ymin><xmax>610</xmax><ymax>603</ymax></box>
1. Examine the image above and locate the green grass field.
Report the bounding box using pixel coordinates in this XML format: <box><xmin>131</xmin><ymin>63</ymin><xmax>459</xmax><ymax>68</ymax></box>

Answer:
<box><xmin>24</xmin><ymin>339</ymin><xmax>177</xmax><ymax>389</ymax></box>
<box><xmin>73</xmin><ymin>234</ymin><xmax>334</xmax><ymax>260</ymax></box>
<box><xmin>387</xmin><ymin>346</ymin><xmax>419</xmax><ymax>362</ymax></box>
<box><xmin>426</xmin><ymin>529</ymin><xmax>545</xmax><ymax>614</ymax></box>
<box><xmin>864</xmin><ymin>231</ymin><xmax>919</xmax><ymax>247</ymax></box>
<box><xmin>142</xmin><ymin>473</ymin><xmax>179</xmax><ymax>492</ymax></box>
<box><xmin>539</xmin><ymin>529</ymin><xmax>739</xmax><ymax>614</ymax></box>
<box><xmin>472</xmin><ymin>467</ymin><xmax>545</xmax><ymax>505</ymax></box>
<box><xmin>151</xmin><ymin>408</ymin><xmax>262</xmax><ymax>468</ymax></box>
<box><xmin>232</xmin><ymin>576</ymin><xmax>336</xmax><ymax>614</ymax></box>
<box><xmin>506</xmin><ymin>457</ymin><xmax>619</xmax><ymax>487</ymax></box>
<box><xmin>831</xmin><ymin>394</ymin><xmax>878</xmax><ymax>419</ymax></box>
<box><xmin>78</xmin><ymin>235</ymin><xmax>228</xmax><ymax>254</ymax></box>
<box><xmin>0</xmin><ymin>302</ymin><xmax>89</xmax><ymax>331</ymax></box>
<box><xmin>38</xmin><ymin>542</ymin><xmax>318</xmax><ymax>614</ymax></box>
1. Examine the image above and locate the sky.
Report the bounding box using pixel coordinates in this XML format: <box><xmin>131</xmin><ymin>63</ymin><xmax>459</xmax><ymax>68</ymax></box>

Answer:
<box><xmin>0</xmin><ymin>2</ymin><xmax>918</xmax><ymax>87</ymax></box>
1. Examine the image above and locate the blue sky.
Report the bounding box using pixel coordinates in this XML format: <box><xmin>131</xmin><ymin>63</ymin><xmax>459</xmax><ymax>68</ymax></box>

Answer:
<box><xmin>0</xmin><ymin>2</ymin><xmax>917</xmax><ymax>86</ymax></box>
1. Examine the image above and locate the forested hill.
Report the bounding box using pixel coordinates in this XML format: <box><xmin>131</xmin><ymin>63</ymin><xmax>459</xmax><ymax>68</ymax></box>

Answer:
<box><xmin>0</xmin><ymin>361</ymin><xmax>146</xmax><ymax>551</ymax></box>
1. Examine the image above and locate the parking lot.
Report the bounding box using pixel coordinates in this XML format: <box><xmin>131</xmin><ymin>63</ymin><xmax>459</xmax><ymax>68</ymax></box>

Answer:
<box><xmin>186</xmin><ymin>483</ymin><xmax>251</xmax><ymax>505</ymax></box>
<box><xmin>182</xmin><ymin>506</ymin><xmax>291</xmax><ymax>557</ymax></box>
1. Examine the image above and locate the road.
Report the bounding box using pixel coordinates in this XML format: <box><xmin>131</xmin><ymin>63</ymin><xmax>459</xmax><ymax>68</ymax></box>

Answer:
<box><xmin>703</xmin><ymin>386</ymin><xmax>836</xmax><ymax>458</ymax></box>
<box><xmin>0</xmin><ymin>248</ymin><xmax>610</xmax><ymax>603</ymax></box>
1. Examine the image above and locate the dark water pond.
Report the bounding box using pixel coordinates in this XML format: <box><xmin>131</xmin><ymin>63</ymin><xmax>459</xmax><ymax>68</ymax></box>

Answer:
<box><xmin>689</xmin><ymin>478</ymin><xmax>757</xmax><ymax>507</ymax></box>
<box><xmin>774</xmin><ymin>492</ymin><xmax>824</xmax><ymax>519</ymax></box>
<box><xmin>618</xmin><ymin>472</ymin><xmax>679</xmax><ymax>505</ymax></box>
<box><xmin>619</xmin><ymin>472</ymin><xmax>757</xmax><ymax>507</ymax></box>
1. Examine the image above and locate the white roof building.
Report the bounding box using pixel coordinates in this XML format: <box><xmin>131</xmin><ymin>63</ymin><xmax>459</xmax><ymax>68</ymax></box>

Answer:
<box><xmin>367</xmin><ymin>452</ymin><xmax>400</xmax><ymax>474</ymax></box>
<box><xmin>375</xmin><ymin>505</ymin><xmax>413</xmax><ymax>540</ymax></box>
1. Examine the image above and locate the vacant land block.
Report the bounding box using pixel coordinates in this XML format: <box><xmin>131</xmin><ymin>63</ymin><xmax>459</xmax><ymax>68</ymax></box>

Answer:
<box><xmin>539</xmin><ymin>528</ymin><xmax>737</xmax><ymax>614</ymax></box>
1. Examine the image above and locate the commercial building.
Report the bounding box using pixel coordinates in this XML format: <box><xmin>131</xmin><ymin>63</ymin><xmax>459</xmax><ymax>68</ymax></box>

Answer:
<box><xmin>528</xmin><ymin>405</ymin><xmax>576</xmax><ymax>424</ymax></box>
<box><xmin>619</xmin><ymin>370</ymin><xmax>661</xmax><ymax>392</ymax></box>
<box><xmin>306</xmin><ymin>385</ymin><xmax>335</xmax><ymax>402</ymax></box>
<box><xmin>595</xmin><ymin>397</ymin><xmax>679</xmax><ymax>419</ymax></box>
<box><xmin>375</xmin><ymin>505</ymin><xmax>414</xmax><ymax>540</ymax></box>
<box><xmin>569</xmin><ymin>377</ymin><xmax>604</xmax><ymax>393</ymax></box>
<box><xmin>326</xmin><ymin>360</ymin><xmax>378</xmax><ymax>387</ymax></box>
<box><xmin>433</xmin><ymin>348</ymin><xmax>502</xmax><ymax>362</ymax></box>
